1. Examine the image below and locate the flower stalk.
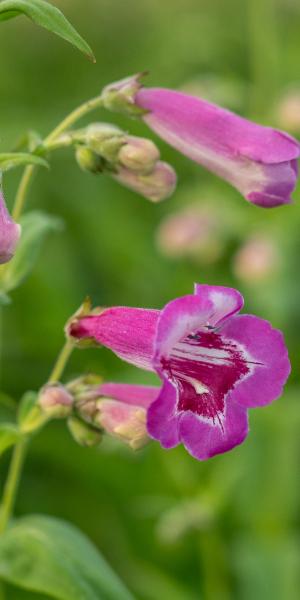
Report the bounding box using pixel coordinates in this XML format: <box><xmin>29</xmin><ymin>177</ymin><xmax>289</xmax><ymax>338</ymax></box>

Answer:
<box><xmin>12</xmin><ymin>95</ymin><xmax>104</xmax><ymax>222</ymax></box>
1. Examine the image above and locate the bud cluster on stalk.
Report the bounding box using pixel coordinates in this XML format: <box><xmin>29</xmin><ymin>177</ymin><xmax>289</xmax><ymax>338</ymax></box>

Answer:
<box><xmin>74</xmin><ymin>122</ymin><xmax>176</xmax><ymax>202</ymax></box>
<box><xmin>37</xmin><ymin>375</ymin><xmax>149</xmax><ymax>451</ymax></box>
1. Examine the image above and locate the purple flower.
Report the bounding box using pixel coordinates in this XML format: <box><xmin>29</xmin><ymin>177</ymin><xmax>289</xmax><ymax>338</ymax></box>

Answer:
<box><xmin>103</xmin><ymin>76</ymin><xmax>300</xmax><ymax>207</ymax></box>
<box><xmin>0</xmin><ymin>189</ymin><xmax>20</xmax><ymax>264</ymax></box>
<box><xmin>69</xmin><ymin>285</ymin><xmax>290</xmax><ymax>460</ymax></box>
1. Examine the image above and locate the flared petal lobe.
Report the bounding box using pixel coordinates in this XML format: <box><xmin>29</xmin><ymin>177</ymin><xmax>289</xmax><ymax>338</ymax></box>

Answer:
<box><xmin>0</xmin><ymin>190</ymin><xmax>21</xmax><ymax>264</ymax></box>
<box><xmin>194</xmin><ymin>284</ymin><xmax>244</xmax><ymax>326</ymax></box>
<box><xmin>220</xmin><ymin>315</ymin><xmax>291</xmax><ymax>408</ymax></box>
<box><xmin>136</xmin><ymin>88</ymin><xmax>300</xmax><ymax>207</ymax></box>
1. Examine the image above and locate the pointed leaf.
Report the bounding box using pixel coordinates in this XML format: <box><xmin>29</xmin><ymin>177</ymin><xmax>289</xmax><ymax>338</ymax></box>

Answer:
<box><xmin>0</xmin><ymin>424</ymin><xmax>21</xmax><ymax>455</ymax></box>
<box><xmin>0</xmin><ymin>153</ymin><xmax>48</xmax><ymax>172</ymax></box>
<box><xmin>0</xmin><ymin>0</ymin><xmax>95</xmax><ymax>61</ymax></box>
<box><xmin>0</xmin><ymin>515</ymin><xmax>134</xmax><ymax>599</ymax></box>
<box><xmin>1</xmin><ymin>211</ymin><xmax>63</xmax><ymax>293</ymax></box>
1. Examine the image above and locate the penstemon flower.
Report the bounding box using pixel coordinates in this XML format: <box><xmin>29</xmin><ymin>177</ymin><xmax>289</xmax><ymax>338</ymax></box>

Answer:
<box><xmin>0</xmin><ymin>188</ymin><xmax>21</xmax><ymax>264</ymax></box>
<box><xmin>68</xmin><ymin>284</ymin><xmax>290</xmax><ymax>460</ymax></box>
<box><xmin>102</xmin><ymin>75</ymin><xmax>300</xmax><ymax>207</ymax></box>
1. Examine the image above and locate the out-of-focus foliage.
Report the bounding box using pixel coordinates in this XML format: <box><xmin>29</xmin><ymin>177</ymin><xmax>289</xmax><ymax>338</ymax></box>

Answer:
<box><xmin>0</xmin><ymin>0</ymin><xmax>300</xmax><ymax>598</ymax></box>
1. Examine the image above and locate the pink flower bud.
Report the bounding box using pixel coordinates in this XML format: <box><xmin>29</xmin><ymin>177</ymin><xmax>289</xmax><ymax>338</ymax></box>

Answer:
<box><xmin>233</xmin><ymin>235</ymin><xmax>279</xmax><ymax>283</ymax></box>
<box><xmin>0</xmin><ymin>189</ymin><xmax>21</xmax><ymax>264</ymax></box>
<box><xmin>113</xmin><ymin>161</ymin><xmax>177</xmax><ymax>202</ymax></box>
<box><xmin>118</xmin><ymin>136</ymin><xmax>160</xmax><ymax>174</ymax></box>
<box><xmin>39</xmin><ymin>384</ymin><xmax>73</xmax><ymax>418</ymax></box>
<box><xmin>95</xmin><ymin>399</ymin><xmax>148</xmax><ymax>450</ymax></box>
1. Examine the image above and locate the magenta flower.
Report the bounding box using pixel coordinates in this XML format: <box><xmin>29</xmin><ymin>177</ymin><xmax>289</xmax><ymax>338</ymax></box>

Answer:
<box><xmin>136</xmin><ymin>88</ymin><xmax>300</xmax><ymax>207</ymax></box>
<box><xmin>0</xmin><ymin>189</ymin><xmax>20</xmax><ymax>264</ymax></box>
<box><xmin>103</xmin><ymin>76</ymin><xmax>300</xmax><ymax>207</ymax></box>
<box><xmin>69</xmin><ymin>284</ymin><xmax>290</xmax><ymax>460</ymax></box>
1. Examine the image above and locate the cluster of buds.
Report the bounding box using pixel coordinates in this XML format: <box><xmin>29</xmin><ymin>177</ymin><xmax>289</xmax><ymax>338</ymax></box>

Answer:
<box><xmin>37</xmin><ymin>374</ymin><xmax>151</xmax><ymax>451</ymax></box>
<box><xmin>74</xmin><ymin>122</ymin><xmax>176</xmax><ymax>202</ymax></box>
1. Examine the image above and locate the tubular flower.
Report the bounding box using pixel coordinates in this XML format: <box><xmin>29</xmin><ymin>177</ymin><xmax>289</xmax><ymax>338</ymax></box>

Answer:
<box><xmin>103</xmin><ymin>75</ymin><xmax>300</xmax><ymax>207</ymax></box>
<box><xmin>69</xmin><ymin>284</ymin><xmax>290</xmax><ymax>460</ymax></box>
<box><xmin>0</xmin><ymin>189</ymin><xmax>21</xmax><ymax>264</ymax></box>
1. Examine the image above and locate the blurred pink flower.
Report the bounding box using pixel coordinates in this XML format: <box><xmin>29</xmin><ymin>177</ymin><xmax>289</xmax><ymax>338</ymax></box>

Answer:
<box><xmin>156</xmin><ymin>204</ymin><xmax>223</xmax><ymax>262</ymax></box>
<box><xmin>233</xmin><ymin>235</ymin><xmax>279</xmax><ymax>283</ymax></box>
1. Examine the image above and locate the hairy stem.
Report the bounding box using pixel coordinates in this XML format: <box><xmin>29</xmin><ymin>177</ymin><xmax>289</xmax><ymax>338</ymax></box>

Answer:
<box><xmin>0</xmin><ymin>339</ymin><xmax>74</xmax><ymax>533</ymax></box>
<box><xmin>48</xmin><ymin>338</ymin><xmax>75</xmax><ymax>383</ymax></box>
<box><xmin>12</xmin><ymin>95</ymin><xmax>104</xmax><ymax>222</ymax></box>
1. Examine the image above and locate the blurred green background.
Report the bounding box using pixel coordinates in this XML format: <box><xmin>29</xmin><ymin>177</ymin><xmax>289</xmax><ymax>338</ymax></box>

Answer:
<box><xmin>1</xmin><ymin>0</ymin><xmax>300</xmax><ymax>598</ymax></box>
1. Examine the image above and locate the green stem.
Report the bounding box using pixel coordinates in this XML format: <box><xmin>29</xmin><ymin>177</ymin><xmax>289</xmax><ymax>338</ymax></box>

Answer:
<box><xmin>0</xmin><ymin>339</ymin><xmax>74</xmax><ymax>533</ymax></box>
<box><xmin>48</xmin><ymin>338</ymin><xmax>75</xmax><ymax>383</ymax></box>
<box><xmin>0</xmin><ymin>439</ymin><xmax>28</xmax><ymax>533</ymax></box>
<box><xmin>12</xmin><ymin>95</ymin><xmax>103</xmax><ymax>222</ymax></box>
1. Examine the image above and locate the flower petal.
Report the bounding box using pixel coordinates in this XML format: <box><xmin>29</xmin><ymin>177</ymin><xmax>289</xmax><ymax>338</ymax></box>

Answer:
<box><xmin>154</xmin><ymin>294</ymin><xmax>213</xmax><ymax>362</ymax></box>
<box><xmin>0</xmin><ymin>189</ymin><xmax>21</xmax><ymax>264</ymax></box>
<box><xmin>147</xmin><ymin>380</ymin><xmax>180</xmax><ymax>448</ymax></box>
<box><xmin>97</xmin><ymin>382</ymin><xmax>159</xmax><ymax>408</ymax></box>
<box><xmin>178</xmin><ymin>400</ymin><xmax>249</xmax><ymax>460</ymax></box>
<box><xmin>72</xmin><ymin>307</ymin><xmax>160</xmax><ymax>371</ymax></box>
<box><xmin>136</xmin><ymin>88</ymin><xmax>300</xmax><ymax>164</ymax></box>
<box><xmin>194</xmin><ymin>283</ymin><xmax>244</xmax><ymax>326</ymax></box>
<box><xmin>220</xmin><ymin>315</ymin><xmax>291</xmax><ymax>408</ymax></box>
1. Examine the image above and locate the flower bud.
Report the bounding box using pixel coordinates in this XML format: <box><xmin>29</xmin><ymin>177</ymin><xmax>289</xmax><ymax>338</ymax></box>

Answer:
<box><xmin>95</xmin><ymin>398</ymin><xmax>149</xmax><ymax>450</ymax></box>
<box><xmin>101</xmin><ymin>73</ymin><xmax>147</xmax><ymax>116</ymax></box>
<box><xmin>75</xmin><ymin>147</ymin><xmax>104</xmax><ymax>174</ymax></box>
<box><xmin>113</xmin><ymin>161</ymin><xmax>177</xmax><ymax>202</ymax></box>
<box><xmin>38</xmin><ymin>384</ymin><xmax>73</xmax><ymax>418</ymax></box>
<box><xmin>118</xmin><ymin>136</ymin><xmax>160</xmax><ymax>174</ymax></box>
<box><xmin>0</xmin><ymin>188</ymin><xmax>21</xmax><ymax>264</ymax></box>
<box><xmin>67</xmin><ymin>416</ymin><xmax>102</xmax><ymax>447</ymax></box>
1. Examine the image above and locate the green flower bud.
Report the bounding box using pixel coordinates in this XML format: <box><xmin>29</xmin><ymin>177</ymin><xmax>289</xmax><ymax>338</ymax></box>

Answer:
<box><xmin>101</xmin><ymin>73</ymin><xmax>148</xmax><ymax>117</ymax></box>
<box><xmin>67</xmin><ymin>416</ymin><xmax>102</xmax><ymax>447</ymax></box>
<box><xmin>75</xmin><ymin>147</ymin><xmax>104</xmax><ymax>174</ymax></box>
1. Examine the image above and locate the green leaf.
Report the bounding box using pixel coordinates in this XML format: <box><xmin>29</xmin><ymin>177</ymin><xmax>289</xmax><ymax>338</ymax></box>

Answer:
<box><xmin>0</xmin><ymin>423</ymin><xmax>21</xmax><ymax>455</ymax></box>
<box><xmin>0</xmin><ymin>0</ymin><xmax>95</xmax><ymax>61</ymax></box>
<box><xmin>1</xmin><ymin>211</ymin><xmax>63</xmax><ymax>293</ymax></box>
<box><xmin>0</xmin><ymin>515</ymin><xmax>134</xmax><ymax>600</ymax></box>
<box><xmin>0</xmin><ymin>153</ymin><xmax>48</xmax><ymax>172</ymax></box>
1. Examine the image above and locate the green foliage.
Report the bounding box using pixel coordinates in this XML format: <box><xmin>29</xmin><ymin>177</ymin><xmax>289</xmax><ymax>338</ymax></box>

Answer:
<box><xmin>0</xmin><ymin>153</ymin><xmax>48</xmax><ymax>172</ymax></box>
<box><xmin>0</xmin><ymin>0</ymin><xmax>95</xmax><ymax>61</ymax></box>
<box><xmin>0</xmin><ymin>424</ymin><xmax>20</xmax><ymax>456</ymax></box>
<box><xmin>0</xmin><ymin>515</ymin><xmax>134</xmax><ymax>599</ymax></box>
<box><xmin>0</xmin><ymin>211</ymin><xmax>63</xmax><ymax>294</ymax></box>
